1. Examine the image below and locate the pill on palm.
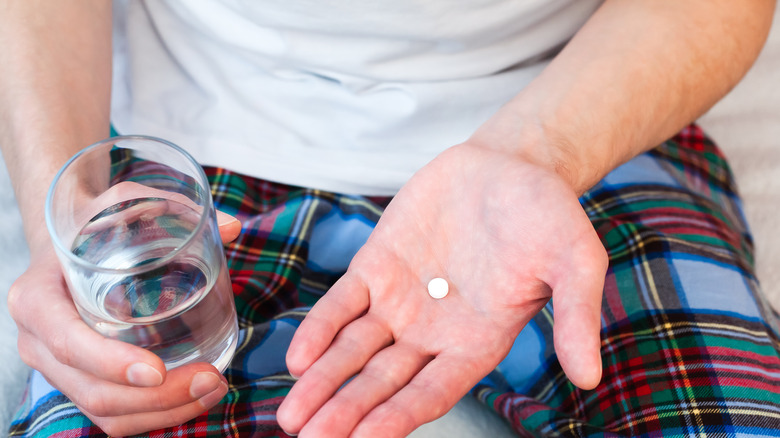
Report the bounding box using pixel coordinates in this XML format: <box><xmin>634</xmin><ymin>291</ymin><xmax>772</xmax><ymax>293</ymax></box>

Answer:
<box><xmin>427</xmin><ymin>277</ymin><xmax>449</xmax><ymax>299</ymax></box>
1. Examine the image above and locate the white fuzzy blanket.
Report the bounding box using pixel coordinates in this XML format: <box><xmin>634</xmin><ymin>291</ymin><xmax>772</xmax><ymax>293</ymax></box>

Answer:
<box><xmin>1</xmin><ymin>11</ymin><xmax>778</xmax><ymax>435</ymax></box>
<box><xmin>0</xmin><ymin>157</ymin><xmax>31</xmax><ymax>431</ymax></box>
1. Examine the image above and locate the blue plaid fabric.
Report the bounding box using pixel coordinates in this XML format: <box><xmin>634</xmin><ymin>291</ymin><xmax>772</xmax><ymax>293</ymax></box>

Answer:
<box><xmin>10</xmin><ymin>126</ymin><xmax>780</xmax><ymax>437</ymax></box>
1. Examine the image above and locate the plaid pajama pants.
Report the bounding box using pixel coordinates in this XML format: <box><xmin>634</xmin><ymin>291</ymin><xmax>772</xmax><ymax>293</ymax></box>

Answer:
<box><xmin>9</xmin><ymin>126</ymin><xmax>780</xmax><ymax>437</ymax></box>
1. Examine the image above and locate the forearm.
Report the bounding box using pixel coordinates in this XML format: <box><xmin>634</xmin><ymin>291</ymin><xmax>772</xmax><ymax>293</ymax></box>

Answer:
<box><xmin>472</xmin><ymin>0</ymin><xmax>776</xmax><ymax>195</ymax></box>
<box><xmin>0</xmin><ymin>0</ymin><xmax>112</xmax><ymax>253</ymax></box>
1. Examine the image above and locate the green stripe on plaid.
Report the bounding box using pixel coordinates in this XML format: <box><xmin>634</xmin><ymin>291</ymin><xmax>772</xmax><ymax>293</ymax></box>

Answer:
<box><xmin>9</xmin><ymin>125</ymin><xmax>779</xmax><ymax>437</ymax></box>
<box><xmin>475</xmin><ymin>126</ymin><xmax>780</xmax><ymax>437</ymax></box>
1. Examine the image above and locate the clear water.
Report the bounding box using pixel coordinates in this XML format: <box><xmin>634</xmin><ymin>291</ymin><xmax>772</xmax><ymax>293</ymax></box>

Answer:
<box><xmin>70</xmin><ymin>197</ymin><xmax>238</xmax><ymax>371</ymax></box>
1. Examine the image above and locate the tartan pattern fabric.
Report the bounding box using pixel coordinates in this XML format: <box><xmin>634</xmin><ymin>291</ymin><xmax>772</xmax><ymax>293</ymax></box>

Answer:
<box><xmin>475</xmin><ymin>126</ymin><xmax>780</xmax><ymax>437</ymax></box>
<box><xmin>9</xmin><ymin>125</ymin><xmax>780</xmax><ymax>437</ymax></box>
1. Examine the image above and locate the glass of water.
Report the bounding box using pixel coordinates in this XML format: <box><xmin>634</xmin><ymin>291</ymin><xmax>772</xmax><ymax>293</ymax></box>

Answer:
<box><xmin>45</xmin><ymin>135</ymin><xmax>238</xmax><ymax>372</ymax></box>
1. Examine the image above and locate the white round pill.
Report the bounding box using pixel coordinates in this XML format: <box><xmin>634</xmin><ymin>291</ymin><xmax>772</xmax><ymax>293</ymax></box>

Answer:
<box><xmin>427</xmin><ymin>277</ymin><xmax>449</xmax><ymax>299</ymax></box>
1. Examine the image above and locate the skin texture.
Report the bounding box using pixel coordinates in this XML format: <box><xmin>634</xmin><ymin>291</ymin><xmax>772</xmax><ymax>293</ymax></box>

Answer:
<box><xmin>278</xmin><ymin>145</ymin><xmax>608</xmax><ymax>438</ymax></box>
<box><xmin>0</xmin><ymin>0</ymin><xmax>775</xmax><ymax>436</ymax></box>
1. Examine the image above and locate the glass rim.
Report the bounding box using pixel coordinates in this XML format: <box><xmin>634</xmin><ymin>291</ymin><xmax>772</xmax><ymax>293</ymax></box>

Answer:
<box><xmin>45</xmin><ymin>135</ymin><xmax>215</xmax><ymax>275</ymax></box>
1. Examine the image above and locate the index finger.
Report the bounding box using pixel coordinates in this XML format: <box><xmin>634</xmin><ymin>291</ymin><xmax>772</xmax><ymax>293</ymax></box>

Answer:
<box><xmin>285</xmin><ymin>273</ymin><xmax>370</xmax><ymax>377</ymax></box>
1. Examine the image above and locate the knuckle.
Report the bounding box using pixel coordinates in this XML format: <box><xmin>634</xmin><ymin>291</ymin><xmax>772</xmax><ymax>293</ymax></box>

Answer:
<box><xmin>15</xmin><ymin>333</ymin><xmax>38</xmax><ymax>368</ymax></box>
<box><xmin>48</xmin><ymin>331</ymin><xmax>76</xmax><ymax>367</ymax></box>
<box><xmin>167</xmin><ymin>408</ymin><xmax>200</xmax><ymax>428</ymax></box>
<box><xmin>581</xmin><ymin>244</ymin><xmax>609</xmax><ymax>279</ymax></box>
<box><xmin>596</xmin><ymin>243</ymin><xmax>609</xmax><ymax>267</ymax></box>
<box><xmin>6</xmin><ymin>280</ymin><xmax>27</xmax><ymax>323</ymax></box>
<box><xmin>431</xmin><ymin>397</ymin><xmax>448</xmax><ymax>418</ymax></box>
<box><xmin>331</xmin><ymin>396</ymin><xmax>361</xmax><ymax>421</ymax></box>
<box><xmin>147</xmin><ymin>389</ymin><xmax>169</xmax><ymax>411</ymax></box>
<box><xmin>379</xmin><ymin>402</ymin><xmax>416</xmax><ymax>433</ymax></box>
<box><xmin>412</xmin><ymin>384</ymin><xmax>448</xmax><ymax>419</ymax></box>
<box><xmin>76</xmin><ymin>387</ymin><xmax>112</xmax><ymax>418</ymax></box>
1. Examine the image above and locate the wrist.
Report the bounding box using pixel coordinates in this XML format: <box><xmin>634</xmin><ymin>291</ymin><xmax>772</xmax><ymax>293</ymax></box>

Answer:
<box><xmin>24</xmin><ymin>227</ymin><xmax>56</xmax><ymax>259</ymax></box>
<box><xmin>467</xmin><ymin>99</ymin><xmax>608</xmax><ymax>196</ymax></box>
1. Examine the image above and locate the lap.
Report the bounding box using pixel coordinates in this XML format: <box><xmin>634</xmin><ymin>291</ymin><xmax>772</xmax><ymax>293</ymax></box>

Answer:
<box><xmin>477</xmin><ymin>126</ymin><xmax>780</xmax><ymax>437</ymax></box>
<box><xmin>10</xmin><ymin>126</ymin><xmax>779</xmax><ymax>437</ymax></box>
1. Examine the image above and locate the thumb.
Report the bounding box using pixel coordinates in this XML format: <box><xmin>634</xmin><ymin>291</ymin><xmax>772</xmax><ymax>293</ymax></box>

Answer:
<box><xmin>550</xmin><ymin>236</ymin><xmax>608</xmax><ymax>390</ymax></box>
<box><xmin>216</xmin><ymin>211</ymin><xmax>241</xmax><ymax>244</ymax></box>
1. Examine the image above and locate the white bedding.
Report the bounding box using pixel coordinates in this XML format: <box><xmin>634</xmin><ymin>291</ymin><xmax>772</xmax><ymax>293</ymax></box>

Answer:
<box><xmin>0</xmin><ymin>8</ymin><xmax>778</xmax><ymax>435</ymax></box>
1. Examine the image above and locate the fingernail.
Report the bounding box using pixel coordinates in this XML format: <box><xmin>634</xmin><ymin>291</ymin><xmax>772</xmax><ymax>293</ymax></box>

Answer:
<box><xmin>197</xmin><ymin>380</ymin><xmax>229</xmax><ymax>409</ymax></box>
<box><xmin>190</xmin><ymin>372</ymin><xmax>221</xmax><ymax>399</ymax></box>
<box><xmin>277</xmin><ymin>402</ymin><xmax>300</xmax><ymax>436</ymax></box>
<box><xmin>282</xmin><ymin>427</ymin><xmax>298</xmax><ymax>437</ymax></box>
<box><xmin>126</xmin><ymin>363</ymin><xmax>163</xmax><ymax>387</ymax></box>
<box><xmin>217</xmin><ymin>215</ymin><xmax>240</xmax><ymax>227</ymax></box>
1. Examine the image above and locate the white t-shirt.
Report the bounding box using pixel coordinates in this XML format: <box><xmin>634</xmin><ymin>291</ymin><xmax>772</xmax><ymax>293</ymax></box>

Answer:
<box><xmin>111</xmin><ymin>0</ymin><xmax>603</xmax><ymax>195</ymax></box>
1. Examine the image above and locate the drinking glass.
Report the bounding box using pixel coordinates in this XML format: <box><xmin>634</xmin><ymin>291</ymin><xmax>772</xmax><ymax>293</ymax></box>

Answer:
<box><xmin>45</xmin><ymin>135</ymin><xmax>238</xmax><ymax>372</ymax></box>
